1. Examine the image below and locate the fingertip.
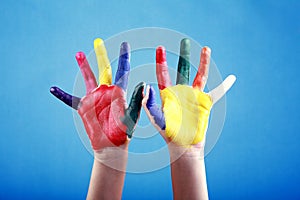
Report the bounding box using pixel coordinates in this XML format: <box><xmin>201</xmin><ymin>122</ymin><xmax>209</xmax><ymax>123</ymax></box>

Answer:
<box><xmin>157</xmin><ymin>46</ymin><xmax>165</xmax><ymax>51</ymax></box>
<box><xmin>180</xmin><ymin>38</ymin><xmax>190</xmax><ymax>55</ymax></box>
<box><xmin>226</xmin><ymin>74</ymin><xmax>237</xmax><ymax>86</ymax></box>
<box><xmin>94</xmin><ymin>38</ymin><xmax>104</xmax><ymax>48</ymax></box>
<box><xmin>181</xmin><ymin>38</ymin><xmax>190</xmax><ymax>44</ymax></box>
<box><xmin>131</xmin><ymin>82</ymin><xmax>145</xmax><ymax>99</ymax></box>
<box><xmin>202</xmin><ymin>46</ymin><xmax>211</xmax><ymax>55</ymax></box>
<box><xmin>50</xmin><ymin>86</ymin><xmax>65</xmax><ymax>99</ymax></box>
<box><xmin>199</xmin><ymin>46</ymin><xmax>211</xmax><ymax>67</ymax></box>
<box><xmin>136</xmin><ymin>81</ymin><xmax>145</xmax><ymax>91</ymax></box>
<box><xmin>94</xmin><ymin>38</ymin><xmax>107</xmax><ymax>55</ymax></box>
<box><xmin>50</xmin><ymin>86</ymin><xmax>55</xmax><ymax>93</ymax></box>
<box><xmin>228</xmin><ymin>74</ymin><xmax>237</xmax><ymax>82</ymax></box>
<box><xmin>120</xmin><ymin>42</ymin><xmax>130</xmax><ymax>52</ymax></box>
<box><xmin>119</xmin><ymin>42</ymin><xmax>130</xmax><ymax>60</ymax></box>
<box><xmin>50</xmin><ymin>86</ymin><xmax>59</xmax><ymax>95</ymax></box>
<box><xmin>75</xmin><ymin>52</ymin><xmax>86</xmax><ymax>67</ymax></box>
<box><xmin>149</xmin><ymin>85</ymin><xmax>156</xmax><ymax>96</ymax></box>
<box><xmin>156</xmin><ymin>46</ymin><xmax>166</xmax><ymax>64</ymax></box>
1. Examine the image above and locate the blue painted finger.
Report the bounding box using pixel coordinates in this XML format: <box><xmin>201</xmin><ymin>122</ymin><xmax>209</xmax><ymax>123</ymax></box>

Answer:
<box><xmin>50</xmin><ymin>86</ymin><xmax>81</xmax><ymax>110</ymax></box>
<box><xmin>115</xmin><ymin>42</ymin><xmax>130</xmax><ymax>91</ymax></box>
<box><xmin>146</xmin><ymin>85</ymin><xmax>166</xmax><ymax>130</ymax></box>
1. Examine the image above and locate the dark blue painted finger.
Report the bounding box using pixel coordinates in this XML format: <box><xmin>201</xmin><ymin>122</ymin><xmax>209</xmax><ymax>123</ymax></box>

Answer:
<box><xmin>50</xmin><ymin>86</ymin><xmax>81</xmax><ymax>110</ymax></box>
<box><xmin>122</xmin><ymin>82</ymin><xmax>145</xmax><ymax>138</ymax></box>
<box><xmin>146</xmin><ymin>85</ymin><xmax>166</xmax><ymax>130</ymax></box>
<box><xmin>176</xmin><ymin>38</ymin><xmax>191</xmax><ymax>85</ymax></box>
<box><xmin>114</xmin><ymin>42</ymin><xmax>130</xmax><ymax>91</ymax></box>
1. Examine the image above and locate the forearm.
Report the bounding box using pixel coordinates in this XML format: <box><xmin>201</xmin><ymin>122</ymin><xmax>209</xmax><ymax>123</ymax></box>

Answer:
<box><xmin>87</xmin><ymin>145</ymin><xmax>128</xmax><ymax>200</ymax></box>
<box><xmin>170</xmin><ymin>147</ymin><xmax>208</xmax><ymax>200</ymax></box>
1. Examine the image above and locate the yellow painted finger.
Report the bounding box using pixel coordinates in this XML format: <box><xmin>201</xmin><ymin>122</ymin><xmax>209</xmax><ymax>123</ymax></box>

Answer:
<box><xmin>94</xmin><ymin>38</ymin><xmax>112</xmax><ymax>85</ymax></box>
<box><xmin>160</xmin><ymin>85</ymin><xmax>212</xmax><ymax>146</ymax></box>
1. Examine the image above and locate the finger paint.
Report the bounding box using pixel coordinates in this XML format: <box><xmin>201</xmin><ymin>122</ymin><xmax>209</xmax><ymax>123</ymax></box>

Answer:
<box><xmin>94</xmin><ymin>38</ymin><xmax>112</xmax><ymax>85</ymax></box>
<box><xmin>114</xmin><ymin>42</ymin><xmax>130</xmax><ymax>91</ymax></box>
<box><xmin>160</xmin><ymin>85</ymin><xmax>212</xmax><ymax>146</ymax></box>
<box><xmin>156</xmin><ymin>46</ymin><xmax>172</xmax><ymax>90</ymax></box>
<box><xmin>50</xmin><ymin>86</ymin><xmax>81</xmax><ymax>110</ymax></box>
<box><xmin>75</xmin><ymin>52</ymin><xmax>97</xmax><ymax>94</ymax></box>
<box><xmin>192</xmin><ymin>46</ymin><xmax>211</xmax><ymax>90</ymax></box>
<box><xmin>176</xmin><ymin>38</ymin><xmax>190</xmax><ymax>85</ymax></box>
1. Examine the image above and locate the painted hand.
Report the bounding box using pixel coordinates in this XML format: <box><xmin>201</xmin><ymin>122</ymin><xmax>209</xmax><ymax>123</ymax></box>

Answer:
<box><xmin>143</xmin><ymin>39</ymin><xmax>236</xmax><ymax>147</ymax></box>
<box><xmin>50</xmin><ymin>39</ymin><xmax>144</xmax><ymax>150</ymax></box>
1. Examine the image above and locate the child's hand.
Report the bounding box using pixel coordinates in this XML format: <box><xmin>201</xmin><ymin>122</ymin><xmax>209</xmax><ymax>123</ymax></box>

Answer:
<box><xmin>50</xmin><ymin>39</ymin><xmax>144</xmax><ymax>150</ymax></box>
<box><xmin>143</xmin><ymin>39</ymin><xmax>236</xmax><ymax>148</ymax></box>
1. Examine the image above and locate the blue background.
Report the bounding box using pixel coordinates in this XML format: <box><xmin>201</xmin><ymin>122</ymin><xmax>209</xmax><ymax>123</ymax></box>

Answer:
<box><xmin>0</xmin><ymin>0</ymin><xmax>299</xmax><ymax>199</ymax></box>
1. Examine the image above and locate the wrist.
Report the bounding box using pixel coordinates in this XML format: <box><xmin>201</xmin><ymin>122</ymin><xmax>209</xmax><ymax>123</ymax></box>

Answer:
<box><xmin>93</xmin><ymin>142</ymin><xmax>129</xmax><ymax>172</ymax></box>
<box><xmin>168</xmin><ymin>141</ymin><xmax>205</xmax><ymax>163</ymax></box>
<box><xmin>169</xmin><ymin>143</ymin><xmax>208</xmax><ymax>200</ymax></box>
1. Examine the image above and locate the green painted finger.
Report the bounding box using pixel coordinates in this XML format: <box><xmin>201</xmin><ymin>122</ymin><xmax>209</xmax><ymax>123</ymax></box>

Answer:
<box><xmin>122</xmin><ymin>82</ymin><xmax>145</xmax><ymax>138</ymax></box>
<box><xmin>176</xmin><ymin>38</ymin><xmax>191</xmax><ymax>85</ymax></box>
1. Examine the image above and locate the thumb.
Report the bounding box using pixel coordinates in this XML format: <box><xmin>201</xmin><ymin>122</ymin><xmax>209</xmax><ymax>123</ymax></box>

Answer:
<box><xmin>50</xmin><ymin>86</ymin><xmax>81</xmax><ymax>110</ymax></box>
<box><xmin>122</xmin><ymin>82</ymin><xmax>145</xmax><ymax>138</ymax></box>
<box><xmin>209</xmin><ymin>74</ymin><xmax>236</xmax><ymax>104</ymax></box>
<box><xmin>142</xmin><ymin>85</ymin><xmax>166</xmax><ymax>130</ymax></box>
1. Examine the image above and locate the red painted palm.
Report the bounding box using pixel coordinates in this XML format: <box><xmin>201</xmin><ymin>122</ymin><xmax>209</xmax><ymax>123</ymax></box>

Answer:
<box><xmin>50</xmin><ymin>39</ymin><xmax>144</xmax><ymax>150</ymax></box>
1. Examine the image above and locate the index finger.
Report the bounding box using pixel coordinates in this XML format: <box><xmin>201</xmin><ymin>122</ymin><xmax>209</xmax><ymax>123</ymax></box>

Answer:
<box><xmin>192</xmin><ymin>46</ymin><xmax>211</xmax><ymax>91</ymax></box>
<box><xmin>156</xmin><ymin>46</ymin><xmax>172</xmax><ymax>90</ymax></box>
<box><xmin>114</xmin><ymin>42</ymin><xmax>130</xmax><ymax>91</ymax></box>
<box><xmin>94</xmin><ymin>38</ymin><xmax>112</xmax><ymax>85</ymax></box>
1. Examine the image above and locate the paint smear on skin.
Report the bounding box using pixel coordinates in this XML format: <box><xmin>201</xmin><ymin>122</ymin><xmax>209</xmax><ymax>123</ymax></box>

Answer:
<box><xmin>160</xmin><ymin>85</ymin><xmax>212</xmax><ymax>146</ymax></box>
<box><xmin>78</xmin><ymin>85</ymin><xmax>128</xmax><ymax>148</ymax></box>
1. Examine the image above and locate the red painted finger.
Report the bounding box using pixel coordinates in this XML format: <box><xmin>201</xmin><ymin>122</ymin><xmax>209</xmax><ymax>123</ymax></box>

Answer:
<box><xmin>192</xmin><ymin>46</ymin><xmax>211</xmax><ymax>91</ymax></box>
<box><xmin>75</xmin><ymin>52</ymin><xmax>97</xmax><ymax>94</ymax></box>
<box><xmin>156</xmin><ymin>46</ymin><xmax>172</xmax><ymax>90</ymax></box>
